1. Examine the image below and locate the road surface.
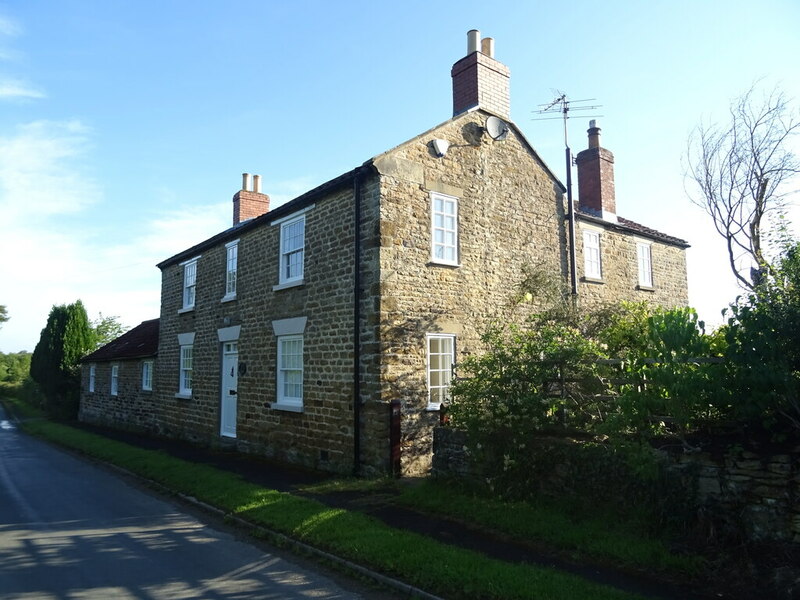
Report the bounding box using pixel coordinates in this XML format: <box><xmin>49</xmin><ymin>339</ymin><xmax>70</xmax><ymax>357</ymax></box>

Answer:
<box><xmin>0</xmin><ymin>405</ymin><xmax>383</xmax><ymax>599</ymax></box>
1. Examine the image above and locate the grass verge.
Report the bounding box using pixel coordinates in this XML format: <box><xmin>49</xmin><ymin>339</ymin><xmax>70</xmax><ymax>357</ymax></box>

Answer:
<box><xmin>394</xmin><ymin>480</ymin><xmax>704</xmax><ymax>574</ymax></box>
<box><xmin>20</xmin><ymin>418</ymin><xmax>648</xmax><ymax>600</ymax></box>
<box><xmin>299</xmin><ymin>476</ymin><xmax>703</xmax><ymax>575</ymax></box>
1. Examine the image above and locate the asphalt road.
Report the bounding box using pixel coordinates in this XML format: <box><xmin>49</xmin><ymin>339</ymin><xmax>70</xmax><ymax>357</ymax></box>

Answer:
<box><xmin>0</xmin><ymin>405</ymin><xmax>381</xmax><ymax>600</ymax></box>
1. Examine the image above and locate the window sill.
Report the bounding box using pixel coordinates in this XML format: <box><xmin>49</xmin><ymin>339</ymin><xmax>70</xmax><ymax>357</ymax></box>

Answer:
<box><xmin>270</xmin><ymin>402</ymin><xmax>303</xmax><ymax>413</ymax></box>
<box><xmin>220</xmin><ymin>294</ymin><xmax>237</xmax><ymax>303</ymax></box>
<box><xmin>177</xmin><ymin>306</ymin><xmax>195</xmax><ymax>315</ymax></box>
<box><xmin>273</xmin><ymin>279</ymin><xmax>304</xmax><ymax>292</ymax></box>
<box><xmin>427</xmin><ymin>260</ymin><xmax>461</xmax><ymax>269</ymax></box>
<box><xmin>174</xmin><ymin>392</ymin><xmax>192</xmax><ymax>400</ymax></box>
<box><xmin>582</xmin><ymin>276</ymin><xmax>604</xmax><ymax>285</ymax></box>
<box><xmin>637</xmin><ymin>285</ymin><xmax>655</xmax><ymax>292</ymax></box>
<box><xmin>426</xmin><ymin>403</ymin><xmax>442</xmax><ymax>412</ymax></box>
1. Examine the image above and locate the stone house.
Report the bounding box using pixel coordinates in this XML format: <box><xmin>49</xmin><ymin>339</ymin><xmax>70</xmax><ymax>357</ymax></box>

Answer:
<box><xmin>79</xmin><ymin>319</ymin><xmax>159</xmax><ymax>431</ymax></box>
<box><xmin>79</xmin><ymin>30</ymin><xmax>689</xmax><ymax>476</ymax></box>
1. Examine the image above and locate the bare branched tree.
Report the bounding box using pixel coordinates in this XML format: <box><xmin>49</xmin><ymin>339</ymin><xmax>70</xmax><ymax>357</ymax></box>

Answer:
<box><xmin>686</xmin><ymin>84</ymin><xmax>800</xmax><ymax>289</ymax></box>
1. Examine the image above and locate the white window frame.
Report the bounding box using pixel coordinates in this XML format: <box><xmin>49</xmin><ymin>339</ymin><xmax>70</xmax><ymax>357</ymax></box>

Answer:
<box><xmin>223</xmin><ymin>240</ymin><xmax>238</xmax><ymax>301</ymax></box>
<box><xmin>180</xmin><ymin>256</ymin><xmax>200</xmax><ymax>311</ymax></box>
<box><xmin>276</xmin><ymin>334</ymin><xmax>303</xmax><ymax>410</ymax></box>
<box><xmin>583</xmin><ymin>230</ymin><xmax>602</xmax><ymax>280</ymax></box>
<box><xmin>110</xmin><ymin>364</ymin><xmax>119</xmax><ymax>396</ymax></box>
<box><xmin>278</xmin><ymin>214</ymin><xmax>305</xmax><ymax>286</ymax></box>
<box><xmin>637</xmin><ymin>241</ymin><xmax>653</xmax><ymax>288</ymax></box>
<box><xmin>430</xmin><ymin>192</ymin><xmax>459</xmax><ymax>266</ymax></box>
<box><xmin>89</xmin><ymin>364</ymin><xmax>96</xmax><ymax>393</ymax></box>
<box><xmin>427</xmin><ymin>334</ymin><xmax>456</xmax><ymax>410</ymax></box>
<box><xmin>179</xmin><ymin>345</ymin><xmax>193</xmax><ymax>397</ymax></box>
<box><xmin>142</xmin><ymin>360</ymin><xmax>153</xmax><ymax>391</ymax></box>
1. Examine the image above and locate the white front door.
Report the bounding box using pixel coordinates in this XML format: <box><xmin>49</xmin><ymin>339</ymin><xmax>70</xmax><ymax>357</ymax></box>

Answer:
<box><xmin>220</xmin><ymin>342</ymin><xmax>238</xmax><ymax>438</ymax></box>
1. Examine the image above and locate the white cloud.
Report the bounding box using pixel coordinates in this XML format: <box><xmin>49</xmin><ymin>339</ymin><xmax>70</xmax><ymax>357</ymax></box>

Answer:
<box><xmin>0</xmin><ymin>120</ymin><xmax>97</xmax><ymax>223</ymax></box>
<box><xmin>0</xmin><ymin>15</ymin><xmax>20</xmax><ymax>37</ymax></box>
<box><xmin>0</xmin><ymin>79</ymin><xmax>44</xmax><ymax>99</ymax></box>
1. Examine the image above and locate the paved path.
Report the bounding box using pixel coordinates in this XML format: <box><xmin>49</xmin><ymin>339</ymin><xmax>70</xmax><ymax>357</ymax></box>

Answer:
<box><xmin>0</xmin><ymin>405</ymin><xmax>376</xmax><ymax>600</ymax></box>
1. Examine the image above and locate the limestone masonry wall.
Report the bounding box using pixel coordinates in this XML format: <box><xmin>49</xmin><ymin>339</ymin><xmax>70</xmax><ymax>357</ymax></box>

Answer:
<box><xmin>80</xmin><ymin>359</ymin><xmax>157</xmax><ymax>432</ymax></box>
<box><xmin>155</xmin><ymin>176</ymin><xmax>389</xmax><ymax>474</ymax></box>
<box><xmin>373</xmin><ymin>110</ymin><xmax>567</xmax><ymax>474</ymax></box>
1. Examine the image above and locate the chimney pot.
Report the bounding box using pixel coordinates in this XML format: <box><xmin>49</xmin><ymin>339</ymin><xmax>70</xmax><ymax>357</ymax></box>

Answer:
<box><xmin>452</xmin><ymin>30</ymin><xmax>511</xmax><ymax>118</ymax></box>
<box><xmin>481</xmin><ymin>37</ymin><xmax>494</xmax><ymax>58</ymax></box>
<box><xmin>576</xmin><ymin>120</ymin><xmax>616</xmax><ymax>219</ymax></box>
<box><xmin>233</xmin><ymin>173</ymin><xmax>270</xmax><ymax>225</ymax></box>
<box><xmin>467</xmin><ymin>29</ymin><xmax>480</xmax><ymax>54</ymax></box>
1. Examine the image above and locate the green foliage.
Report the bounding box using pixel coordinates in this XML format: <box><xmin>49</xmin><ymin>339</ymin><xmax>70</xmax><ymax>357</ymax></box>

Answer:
<box><xmin>0</xmin><ymin>351</ymin><xmax>31</xmax><ymax>384</ymax></box>
<box><xmin>601</xmin><ymin>307</ymin><xmax>727</xmax><ymax>441</ymax></box>
<box><xmin>0</xmin><ymin>304</ymin><xmax>7</xmax><ymax>327</ymax></box>
<box><xmin>448</xmin><ymin>314</ymin><xmax>608</xmax><ymax>496</ymax></box>
<box><xmin>90</xmin><ymin>313</ymin><xmax>128</xmax><ymax>348</ymax></box>
<box><xmin>723</xmin><ymin>243</ymin><xmax>800</xmax><ymax>432</ymax></box>
<box><xmin>30</xmin><ymin>300</ymin><xmax>94</xmax><ymax>419</ymax></box>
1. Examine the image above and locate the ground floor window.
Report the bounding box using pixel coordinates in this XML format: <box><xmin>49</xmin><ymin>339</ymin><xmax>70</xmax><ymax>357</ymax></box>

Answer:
<box><xmin>277</xmin><ymin>335</ymin><xmax>303</xmax><ymax>408</ymax></box>
<box><xmin>89</xmin><ymin>364</ymin><xmax>96</xmax><ymax>392</ymax></box>
<box><xmin>427</xmin><ymin>334</ymin><xmax>455</xmax><ymax>410</ymax></box>
<box><xmin>142</xmin><ymin>360</ymin><xmax>153</xmax><ymax>391</ymax></box>
<box><xmin>110</xmin><ymin>364</ymin><xmax>119</xmax><ymax>396</ymax></box>
<box><xmin>179</xmin><ymin>345</ymin><xmax>193</xmax><ymax>396</ymax></box>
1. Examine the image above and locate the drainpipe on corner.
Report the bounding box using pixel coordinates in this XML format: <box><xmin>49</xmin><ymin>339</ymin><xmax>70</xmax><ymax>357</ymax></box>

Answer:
<box><xmin>352</xmin><ymin>168</ymin><xmax>363</xmax><ymax>477</ymax></box>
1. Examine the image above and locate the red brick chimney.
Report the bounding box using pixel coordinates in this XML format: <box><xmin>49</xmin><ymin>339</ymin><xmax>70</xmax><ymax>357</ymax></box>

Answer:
<box><xmin>575</xmin><ymin>120</ymin><xmax>616</xmax><ymax>220</ymax></box>
<box><xmin>451</xmin><ymin>29</ymin><xmax>510</xmax><ymax>119</ymax></box>
<box><xmin>233</xmin><ymin>173</ymin><xmax>270</xmax><ymax>225</ymax></box>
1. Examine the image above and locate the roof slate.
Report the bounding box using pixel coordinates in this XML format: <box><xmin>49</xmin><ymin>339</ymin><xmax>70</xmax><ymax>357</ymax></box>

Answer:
<box><xmin>82</xmin><ymin>318</ymin><xmax>159</xmax><ymax>362</ymax></box>
<box><xmin>576</xmin><ymin>210</ymin><xmax>689</xmax><ymax>248</ymax></box>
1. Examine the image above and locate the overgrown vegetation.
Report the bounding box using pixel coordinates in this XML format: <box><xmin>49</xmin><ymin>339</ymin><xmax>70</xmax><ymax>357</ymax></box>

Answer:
<box><xmin>447</xmin><ymin>244</ymin><xmax>800</xmax><ymax>531</ymax></box>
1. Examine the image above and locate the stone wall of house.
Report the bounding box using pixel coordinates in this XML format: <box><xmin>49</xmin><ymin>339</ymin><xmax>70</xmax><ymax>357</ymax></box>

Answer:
<box><xmin>576</xmin><ymin>220</ymin><xmax>689</xmax><ymax>310</ymax></box>
<box><xmin>432</xmin><ymin>427</ymin><xmax>800</xmax><ymax>544</ymax></box>
<box><xmin>79</xmin><ymin>360</ymin><xmax>158</xmax><ymax>432</ymax></box>
<box><xmin>155</xmin><ymin>175</ymin><xmax>390</xmax><ymax>475</ymax></box>
<box><xmin>373</xmin><ymin>110</ymin><xmax>569</xmax><ymax>475</ymax></box>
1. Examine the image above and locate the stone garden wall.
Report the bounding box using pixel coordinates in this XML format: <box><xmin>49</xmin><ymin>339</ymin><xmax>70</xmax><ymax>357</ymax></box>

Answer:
<box><xmin>432</xmin><ymin>426</ymin><xmax>800</xmax><ymax>544</ymax></box>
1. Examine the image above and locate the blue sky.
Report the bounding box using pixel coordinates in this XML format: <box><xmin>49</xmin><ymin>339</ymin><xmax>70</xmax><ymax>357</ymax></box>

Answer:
<box><xmin>1</xmin><ymin>0</ymin><xmax>798</xmax><ymax>352</ymax></box>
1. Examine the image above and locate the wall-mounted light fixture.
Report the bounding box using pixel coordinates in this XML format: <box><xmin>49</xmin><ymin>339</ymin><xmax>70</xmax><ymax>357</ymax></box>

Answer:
<box><xmin>431</xmin><ymin>139</ymin><xmax>450</xmax><ymax>158</ymax></box>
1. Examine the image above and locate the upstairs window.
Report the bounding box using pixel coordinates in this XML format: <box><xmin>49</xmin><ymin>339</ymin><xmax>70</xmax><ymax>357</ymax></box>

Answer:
<box><xmin>181</xmin><ymin>257</ymin><xmax>199</xmax><ymax>310</ymax></box>
<box><xmin>431</xmin><ymin>192</ymin><xmax>459</xmax><ymax>265</ymax></box>
<box><xmin>583</xmin><ymin>230</ymin><xmax>602</xmax><ymax>280</ymax></box>
<box><xmin>427</xmin><ymin>334</ymin><xmax>455</xmax><ymax>410</ymax></box>
<box><xmin>142</xmin><ymin>360</ymin><xmax>153</xmax><ymax>391</ymax></box>
<box><xmin>279</xmin><ymin>215</ymin><xmax>305</xmax><ymax>284</ymax></box>
<box><xmin>224</xmin><ymin>240</ymin><xmax>238</xmax><ymax>299</ymax></box>
<box><xmin>89</xmin><ymin>364</ymin><xmax>96</xmax><ymax>392</ymax></box>
<box><xmin>110</xmin><ymin>364</ymin><xmax>119</xmax><ymax>396</ymax></box>
<box><xmin>637</xmin><ymin>242</ymin><xmax>653</xmax><ymax>288</ymax></box>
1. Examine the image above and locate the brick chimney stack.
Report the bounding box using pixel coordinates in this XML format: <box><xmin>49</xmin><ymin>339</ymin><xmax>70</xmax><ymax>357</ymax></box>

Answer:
<box><xmin>451</xmin><ymin>29</ymin><xmax>510</xmax><ymax>119</ymax></box>
<box><xmin>575</xmin><ymin>120</ymin><xmax>616</xmax><ymax>220</ymax></box>
<box><xmin>233</xmin><ymin>173</ymin><xmax>270</xmax><ymax>225</ymax></box>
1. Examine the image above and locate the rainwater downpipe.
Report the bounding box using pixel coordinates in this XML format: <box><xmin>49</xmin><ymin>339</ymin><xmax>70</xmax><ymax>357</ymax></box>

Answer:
<box><xmin>566</xmin><ymin>147</ymin><xmax>578</xmax><ymax>296</ymax></box>
<box><xmin>352</xmin><ymin>168</ymin><xmax>362</xmax><ymax>476</ymax></box>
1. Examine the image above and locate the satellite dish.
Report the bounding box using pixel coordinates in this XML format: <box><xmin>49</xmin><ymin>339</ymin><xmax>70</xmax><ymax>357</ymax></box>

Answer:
<box><xmin>485</xmin><ymin>116</ymin><xmax>509</xmax><ymax>141</ymax></box>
